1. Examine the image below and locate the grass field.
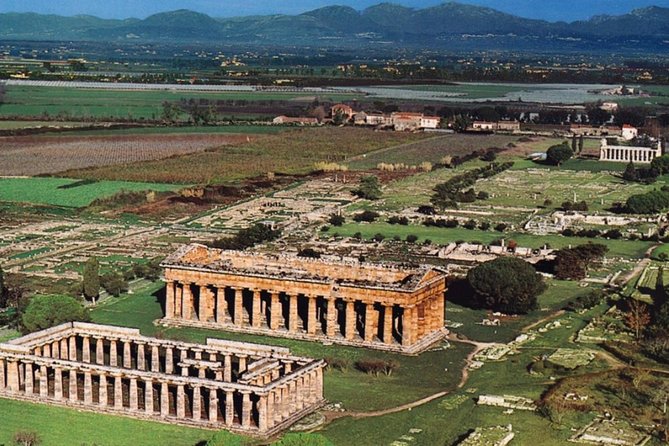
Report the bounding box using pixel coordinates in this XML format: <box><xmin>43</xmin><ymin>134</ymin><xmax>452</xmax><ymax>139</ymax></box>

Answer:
<box><xmin>348</xmin><ymin>134</ymin><xmax>518</xmax><ymax>170</ymax></box>
<box><xmin>325</xmin><ymin>223</ymin><xmax>653</xmax><ymax>258</ymax></box>
<box><xmin>0</xmin><ymin>120</ymin><xmax>88</xmax><ymax>129</ymax></box>
<box><xmin>1</xmin><ymin>85</ymin><xmax>357</xmax><ymax>120</ymax></box>
<box><xmin>59</xmin><ymin>128</ymin><xmax>428</xmax><ymax>184</ymax></box>
<box><xmin>0</xmin><ymin>398</ymin><xmax>214</xmax><ymax>446</ymax></box>
<box><xmin>0</xmin><ymin>177</ymin><xmax>181</xmax><ymax>207</ymax></box>
<box><xmin>62</xmin><ymin>125</ymin><xmax>286</xmax><ymax>137</ymax></box>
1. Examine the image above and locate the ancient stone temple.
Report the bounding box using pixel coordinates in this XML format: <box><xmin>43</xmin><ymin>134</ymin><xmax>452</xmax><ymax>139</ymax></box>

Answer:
<box><xmin>0</xmin><ymin>322</ymin><xmax>325</xmax><ymax>437</ymax></box>
<box><xmin>161</xmin><ymin>244</ymin><xmax>448</xmax><ymax>354</ymax></box>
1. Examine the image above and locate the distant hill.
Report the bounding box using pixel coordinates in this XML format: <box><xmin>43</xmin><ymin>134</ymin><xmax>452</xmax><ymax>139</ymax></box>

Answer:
<box><xmin>0</xmin><ymin>2</ymin><xmax>667</xmax><ymax>50</ymax></box>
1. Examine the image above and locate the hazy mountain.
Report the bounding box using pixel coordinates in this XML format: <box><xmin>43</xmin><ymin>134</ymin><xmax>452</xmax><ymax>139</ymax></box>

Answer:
<box><xmin>0</xmin><ymin>2</ymin><xmax>667</xmax><ymax>48</ymax></box>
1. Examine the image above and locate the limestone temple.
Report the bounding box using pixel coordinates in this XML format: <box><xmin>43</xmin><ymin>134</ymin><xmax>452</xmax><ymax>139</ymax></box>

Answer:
<box><xmin>599</xmin><ymin>137</ymin><xmax>663</xmax><ymax>163</ymax></box>
<box><xmin>0</xmin><ymin>322</ymin><xmax>325</xmax><ymax>437</ymax></box>
<box><xmin>161</xmin><ymin>244</ymin><xmax>448</xmax><ymax>354</ymax></box>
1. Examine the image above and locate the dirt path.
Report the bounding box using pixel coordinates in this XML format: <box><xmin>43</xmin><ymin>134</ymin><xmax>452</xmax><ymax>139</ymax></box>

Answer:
<box><xmin>321</xmin><ymin>336</ymin><xmax>488</xmax><ymax>423</ymax></box>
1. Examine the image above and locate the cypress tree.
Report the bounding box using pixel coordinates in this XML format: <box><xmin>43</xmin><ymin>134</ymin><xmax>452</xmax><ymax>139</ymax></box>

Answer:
<box><xmin>83</xmin><ymin>257</ymin><xmax>101</xmax><ymax>303</ymax></box>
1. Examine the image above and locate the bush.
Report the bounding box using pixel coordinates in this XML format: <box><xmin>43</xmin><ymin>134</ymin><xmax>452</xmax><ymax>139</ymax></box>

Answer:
<box><xmin>494</xmin><ymin>223</ymin><xmax>507</xmax><ymax>232</ymax></box>
<box><xmin>13</xmin><ymin>431</ymin><xmax>41</xmax><ymax>446</ymax></box>
<box><xmin>353</xmin><ymin>175</ymin><xmax>382</xmax><ymax>200</ymax></box>
<box><xmin>372</xmin><ymin>233</ymin><xmax>386</xmax><ymax>242</ymax></box>
<box><xmin>467</xmin><ymin>257</ymin><xmax>546</xmax><ymax>314</ymax></box>
<box><xmin>445</xmin><ymin>219</ymin><xmax>459</xmax><ymax>228</ymax></box>
<box><xmin>355</xmin><ymin>358</ymin><xmax>400</xmax><ymax>376</ymax></box>
<box><xmin>352</xmin><ymin>232</ymin><xmax>363</xmax><ymax>240</ymax></box>
<box><xmin>329</xmin><ymin>214</ymin><xmax>345</xmax><ymax>226</ymax></box>
<box><xmin>479</xmin><ymin>222</ymin><xmax>491</xmax><ymax>231</ymax></box>
<box><xmin>387</xmin><ymin>216</ymin><xmax>409</xmax><ymax>225</ymax></box>
<box><xmin>325</xmin><ymin>356</ymin><xmax>351</xmax><ymax>371</ymax></box>
<box><xmin>565</xmin><ymin>290</ymin><xmax>603</xmax><ymax>311</ymax></box>
<box><xmin>210</xmin><ymin>223</ymin><xmax>281</xmax><ymax>250</ymax></box>
<box><xmin>406</xmin><ymin>234</ymin><xmax>418</xmax><ymax>243</ymax></box>
<box><xmin>297</xmin><ymin>248</ymin><xmax>321</xmax><ymax>258</ymax></box>
<box><xmin>416</xmin><ymin>205</ymin><xmax>436</xmax><ymax>215</ymax></box>
<box><xmin>604</xmin><ymin>229</ymin><xmax>623</xmax><ymax>239</ymax></box>
<box><xmin>353</xmin><ymin>210</ymin><xmax>380</xmax><ymax>223</ymax></box>
<box><xmin>463</xmin><ymin>219</ymin><xmax>477</xmax><ymax>230</ymax></box>
<box><xmin>22</xmin><ymin>295</ymin><xmax>90</xmax><ymax>333</ymax></box>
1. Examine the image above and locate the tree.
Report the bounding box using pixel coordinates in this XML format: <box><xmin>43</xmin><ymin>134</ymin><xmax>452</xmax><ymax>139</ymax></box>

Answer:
<box><xmin>210</xmin><ymin>223</ymin><xmax>282</xmax><ymax>250</ymax></box>
<box><xmin>587</xmin><ymin>108</ymin><xmax>612</xmax><ymax>126</ymax></box>
<box><xmin>578</xmin><ymin>135</ymin><xmax>584</xmax><ymax>153</ymax></box>
<box><xmin>161</xmin><ymin>101</ymin><xmax>179</xmax><ymax>124</ymax></box>
<box><xmin>354</xmin><ymin>176</ymin><xmax>382</xmax><ymax>200</ymax></box>
<box><xmin>623</xmin><ymin>161</ymin><xmax>639</xmax><ymax>182</ymax></box>
<box><xmin>651</xmin><ymin>155</ymin><xmax>669</xmax><ymax>175</ymax></box>
<box><xmin>22</xmin><ymin>295</ymin><xmax>90</xmax><ymax>333</ymax></box>
<box><xmin>100</xmin><ymin>272</ymin><xmax>129</xmax><ymax>297</ymax></box>
<box><xmin>467</xmin><ymin>257</ymin><xmax>546</xmax><ymax>314</ymax></box>
<box><xmin>554</xmin><ymin>244</ymin><xmax>608</xmax><ymax>280</ymax></box>
<box><xmin>546</xmin><ymin>143</ymin><xmax>573</xmax><ymax>166</ymax></box>
<box><xmin>329</xmin><ymin>214</ymin><xmax>345</xmax><ymax>227</ymax></box>
<box><xmin>82</xmin><ymin>257</ymin><xmax>100</xmax><ymax>303</ymax></box>
<box><xmin>625</xmin><ymin>298</ymin><xmax>651</xmax><ymax>342</ymax></box>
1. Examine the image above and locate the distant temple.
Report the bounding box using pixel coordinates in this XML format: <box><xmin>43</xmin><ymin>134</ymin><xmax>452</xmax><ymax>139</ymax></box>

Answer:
<box><xmin>161</xmin><ymin>244</ymin><xmax>448</xmax><ymax>354</ymax></box>
<box><xmin>599</xmin><ymin>137</ymin><xmax>663</xmax><ymax>164</ymax></box>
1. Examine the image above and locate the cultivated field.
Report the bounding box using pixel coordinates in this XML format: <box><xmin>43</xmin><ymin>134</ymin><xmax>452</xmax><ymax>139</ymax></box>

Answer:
<box><xmin>58</xmin><ymin>128</ymin><xmax>428</xmax><ymax>184</ymax></box>
<box><xmin>0</xmin><ymin>177</ymin><xmax>181</xmax><ymax>207</ymax></box>
<box><xmin>0</xmin><ymin>133</ymin><xmax>252</xmax><ymax>176</ymax></box>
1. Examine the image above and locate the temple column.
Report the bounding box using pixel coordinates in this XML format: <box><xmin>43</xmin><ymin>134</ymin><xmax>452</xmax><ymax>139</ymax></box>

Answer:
<box><xmin>82</xmin><ymin>336</ymin><xmax>91</xmax><ymax>363</ymax></box>
<box><xmin>109</xmin><ymin>340</ymin><xmax>118</xmax><ymax>367</ymax></box>
<box><xmin>175</xmin><ymin>284</ymin><xmax>183</xmax><ymax>318</ymax></box>
<box><xmin>383</xmin><ymin>305</ymin><xmax>394</xmax><ymax>344</ymax></box>
<box><xmin>137</xmin><ymin>342</ymin><xmax>146</xmax><ymax>371</ymax></box>
<box><xmin>0</xmin><ymin>358</ymin><xmax>4</xmax><ymax>390</ymax></box>
<box><xmin>69</xmin><ymin>336</ymin><xmax>77</xmax><ymax>361</ymax></box>
<box><xmin>209</xmin><ymin>388</ymin><xmax>218</xmax><ymax>422</ymax></box>
<box><xmin>258</xmin><ymin>395</ymin><xmax>268</xmax><ymax>432</ymax></box>
<box><xmin>60</xmin><ymin>339</ymin><xmax>68</xmax><ymax>360</ymax></box>
<box><xmin>266</xmin><ymin>391</ymin><xmax>275</xmax><ymax>428</ymax></box>
<box><xmin>165</xmin><ymin>347</ymin><xmax>174</xmax><ymax>374</ymax></box>
<box><xmin>225</xmin><ymin>391</ymin><xmax>235</xmax><ymax>426</ymax></box>
<box><xmin>95</xmin><ymin>338</ymin><xmax>104</xmax><ymax>365</ymax></box>
<box><xmin>364</xmin><ymin>303</ymin><xmax>377</xmax><ymax>342</ymax></box>
<box><xmin>24</xmin><ymin>362</ymin><xmax>33</xmax><ymax>395</ymax></box>
<box><xmin>51</xmin><ymin>341</ymin><xmax>59</xmax><ymax>359</ymax></box>
<box><xmin>176</xmin><ymin>384</ymin><xmax>186</xmax><ymax>418</ymax></box>
<box><xmin>284</xmin><ymin>360</ymin><xmax>293</xmax><ymax>374</ymax></box>
<box><xmin>288</xmin><ymin>294</ymin><xmax>299</xmax><ymax>332</ymax></box>
<box><xmin>99</xmin><ymin>374</ymin><xmax>108</xmax><ymax>407</ymax></box>
<box><xmin>69</xmin><ymin>369</ymin><xmax>78</xmax><ymax>402</ymax></box>
<box><xmin>326</xmin><ymin>298</ymin><xmax>338</xmax><ymax>337</ymax></box>
<box><xmin>238</xmin><ymin>355</ymin><xmax>248</xmax><ymax>374</ymax></box>
<box><xmin>233</xmin><ymin>288</ymin><xmax>244</xmax><ymax>326</ymax></box>
<box><xmin>5</xmin><ymin>360</ymin><xmax>18</xmax><ymax>393</ymax></box>
<box><xmin>402</xmin><ymin>307</ymin><xmax>415</xmax><ymax>346</ymax></box>
<box><xmin>151</xmin><ymin>344</ymin><xmax>160</xmax><ymax>372</ymax></box>
<box><xmin>316</xmin><ymin>367</ymin><xmax>324</xmax><ymax>400</ymax></box>
<box><xmin>252</xmin><ymin>289</ymin><xmax>262</xmax><ymax>328</ymax></box>
<box><xmin>84</xmin><ymin>372</ymin><xmax>93</xmax><ymax>404</ymax></box>
<box><xmin>129</xmin><ymin>378</ymin><xmax>138</xmax><ymax>411</ymax></box>
<box><xmin>114</xmin><ymin>375</ymin><xmax>123</xmax><ymax>409</ymax></box>
<box><xmin>182</xmin><ymin>283</ymin><xmax>193</xmax><ymax>320</ymax></box>
<box><xmin>197</xmin><ymin>285</ymin><xmax>207</xmax><ymax>322</ymax></box>
<box><xmin>215</xmin><ymin>288</ymin><xmax>225</xmax><ymax>323</ymax></box>
<box><xmin>145</xmin><ymin>380</ymin><xmax>154</xmax><ymax>414</ymax></box>
<box><xmin>192</xmin><ymin>385</ymin><xmax>202</xmax><ymax>420</ymax></box>
<box><xmin>224</xmin><ymin>355</ymin><xmax>232</xmax><ymax>382</ymax></box>
<box><xmin>241</xmin><ymin>392</ymin><xmax>252</xmax><ymax>428</ymax></box>
<box><xmin>123</xmin><ymin>341</ymin><xmax>132</xmax><ymax>368</ymax></box>
<box><xmin>345</xmin><ymin>300</ymin><xmax>356</xmax><ymax>340</ymax></box>
<box><xmin>270</xmin><ymin>292</ymin><xmax>281</xmax><ymax>330</ymax></box>
<box><xmin>165</xmin><ymin>281</ymin><xmax>175</xmax><ymax>318</ymax></box>
<box><xmin>307</xmin><ymin>296</ymin><xmax>317</xmax><ymax>335</ymax></box>
<box><xmin>54</xmin><ymin>367</ymin><xmax>63</xmax><ymax>400</ymax></box>
<box><xmin>39</xmin><ymin>365</ymin><xmax>48</xmax><ymax>397</ymax></box>
<box><xmin>160</xmin><ymin>382</ymin><xmax>169</xmax><ymax>417</ymax></box>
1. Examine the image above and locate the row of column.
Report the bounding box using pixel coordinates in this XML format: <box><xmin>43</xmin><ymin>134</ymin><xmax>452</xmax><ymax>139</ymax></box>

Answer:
<box><xmin>32</xmin><ymin>336</ymin><xmax>248</xmax><ymax>382</ymax></box>
<box><xmin>602</xmin><ymin>148</ymin><xmax>655</xmax><ymax>163</ymax></box>
<box><xmin>0</xmin><ymin>357</ymin><xmax>321</xmax><ymax>432</ymax></box>
<box><xmin>166</xmin><ymin>281</ymin><xmax>435</xmax><ymax>346</ymax></box>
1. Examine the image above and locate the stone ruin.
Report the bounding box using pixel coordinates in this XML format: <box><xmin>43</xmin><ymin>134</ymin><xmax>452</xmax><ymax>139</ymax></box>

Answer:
<box><xmin>0</xmin><ymin>322</ymin><xmax>325</xmax><ymax>438</ymax></box>
<box><xmin>161</xmin><ymin>244</ymin><xmax>448</xmax><ymax>354</ymax></box>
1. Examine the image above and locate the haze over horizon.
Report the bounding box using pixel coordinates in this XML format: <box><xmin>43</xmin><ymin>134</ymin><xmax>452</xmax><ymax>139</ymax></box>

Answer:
<box><xmin>1</xmin><ymin>0</ymin><xmax>669</xmax><ymax>22</ymax></box>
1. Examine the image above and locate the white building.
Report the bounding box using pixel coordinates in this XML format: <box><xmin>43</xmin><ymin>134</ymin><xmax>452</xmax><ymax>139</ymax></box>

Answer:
<box><xmin>622</xmin><ymin>124</ymin><xmax>639</xmax><ymax>141</ymax></box>
<box><xmin>420</xmin><ymin>116</ymin><xmax>441</xmax><ymax>129</ymax></box>
<box><xmin>599</xmin><ymin>138</ymin><xmax>662</xmax><ymax>164</ymax></box>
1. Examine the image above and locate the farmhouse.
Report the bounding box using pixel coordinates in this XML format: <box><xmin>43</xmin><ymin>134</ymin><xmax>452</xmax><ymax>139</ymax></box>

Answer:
<box><xmin>161</xmin><ymin>244</ymin><xmax>448</xmax><ymax>354</ymax></box>
<box><xmin>391</xmin><ymin>112</ymin><xmax>425</xmax><ymax>131</ymax></box>
<box><xmin>0</xmin><ymin>322</ymin><xmax>325</xmax><ymax>437</ymax></box>
<box><xmin>272</xmin><ymin>116</ymin><xmax>319</xmax><ymax>125</ymax></box>
<box><xmin>599</xmin><ymin>137</ymin><xmax>663</xmax><ymax>164</ymax></box>
<box><xmin>470</xmin><ymin>121</ymin><xmax>520</xmax><ymax>132</ymax></box>
<box><xmin>622</xmin><ymin>124</ymin><xmax>639</xmax><ymax>141</ymax></box>
<box><xmin>331</xmin><ymin>104</ymin><xmax>354</xmax><ymax>119</ymax></box>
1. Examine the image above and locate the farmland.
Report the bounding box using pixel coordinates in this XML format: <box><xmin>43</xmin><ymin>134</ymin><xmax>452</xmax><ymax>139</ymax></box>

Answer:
<box><xmin>57</xmin><ymin>127</ymin><xmax>429</xmax><ymax>184</ymax></box>
<box><xmin>0</xmin><ymin>133</ymin><xmax>253</xmax><ymax>176</ymax></box>
<box><xmin>0</xmin><ymin>84</ymin><xmax>358</xmax><ymax>120</ymax></box>
<box><xmin>0</xmin><ymin>177</ymin><xmax>181</xmax><ymax>207</ymax></box>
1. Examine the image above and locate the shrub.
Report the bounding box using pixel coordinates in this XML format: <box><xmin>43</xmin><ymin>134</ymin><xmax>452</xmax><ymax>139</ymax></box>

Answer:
<box><xmin>353</xmin><ymin>210</ymin><xmax>380</xmax><ymax>223</ymax></box>
<box><xmin>210</xmin><ymin>223</ymin><xmax>281</xmax><ymax>250</ymax></box>
<box><xmin>297</xmin><ymin>248</ymin><xmax>321</xmax><ymax>258</ymax></box>
<box><xmin>494</xmin><ymin>223</ymin><xmax>507</xmax><ymax>232</ymax></box>
<box><xmin>604</xmin><ymin>229</ymin><xmax>623</xmax><ymax>239</ymax></box>
<box><xmin>353</xmin><ymin>175</ymin><xmax>382</xmax><ymax>200</ymax></box>
<box><xmin>325</xmin><ymin>357</ymin><xmax>351</xmax><ymax>371</ymax></box>
<box><xmin>372</xmin><ymin>233</ymin><xmax>386</xmax><ymax>242</ymax></box>
<box><xmin>387</xmin><ymin>216</ymin><xmax>409</xmax><ymax>225</ymax></box>
<box><xmin>13</xmin><ymin>431</ymin><xmax>41</xmax><ymax>446</ymax></box>
<box><xmin>417</xmin><ymin>205</ymin><xmax>436</xmax><ymax>215</ymax></box>
<box><xmin>445</xmin><ymin>219</ymin><xmax>459</xmax><ymax>228</ymax></box>
<box><xmin>406</xmin><ymin>234</ymin><xmax>418</xmax><ymax>243</ymax></box>
<box><xmin>463</xmin><ymin>219</ymin><xmax>477</xmax><ymax>230</ymax></box>
<box><xmin>477</xmin><ymin>191</ymin><xmax>490</xmax><ymax>200</ymax></box>
<box><xmin>352</xmin><ymin>232</ymin><xmax>363</xmax><ymax>240</ymax></box>
<box><xmin>355</xmin><ymin>359</ymin><xmax>400</xmax><ymax>376</ymax></box>
<box><xmin>479</xmin><ymin>222</ymin><xmax>491</xmax><ymax>231</ymax></box>
<box><xmin>22</xmin><ymin>295</ymin><xmax>90</xmax><ymax>333</ymax></box>
<box><xmin>329</xmin><ymin>214</ymin><xmax>345</xmax><ymax>226</ymax></box>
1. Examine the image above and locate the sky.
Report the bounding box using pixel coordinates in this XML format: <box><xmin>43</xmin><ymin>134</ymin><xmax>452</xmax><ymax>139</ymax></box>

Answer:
<box><xmin>1</xmin><ymin>0</ymin><xmax>669</xmax><ymax>22</ymax></box>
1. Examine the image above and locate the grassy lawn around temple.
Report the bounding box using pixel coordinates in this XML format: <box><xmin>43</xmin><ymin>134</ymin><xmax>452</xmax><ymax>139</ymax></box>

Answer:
<box><xmin>89</xmin><ymin>283</ymin><xmax>471</xmax><ymax>412</ymax></box>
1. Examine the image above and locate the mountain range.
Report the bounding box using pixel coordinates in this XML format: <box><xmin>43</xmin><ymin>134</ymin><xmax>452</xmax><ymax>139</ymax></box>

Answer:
<box><xmin>1</xmin><ymin>2</ymin><xmax>668</xmax><ymax>49</ymax></box>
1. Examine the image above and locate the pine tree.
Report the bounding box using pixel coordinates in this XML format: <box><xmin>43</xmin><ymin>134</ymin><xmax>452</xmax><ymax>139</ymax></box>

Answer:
<box><xmin>623</xmin><ymin>161</ymin><xmax>639</xmax><ymax>182</ymax></box>
<box><xmin>82</xmin><ymin>257</ymin><xmax>100</xmax><ymax>303</ymax></box>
